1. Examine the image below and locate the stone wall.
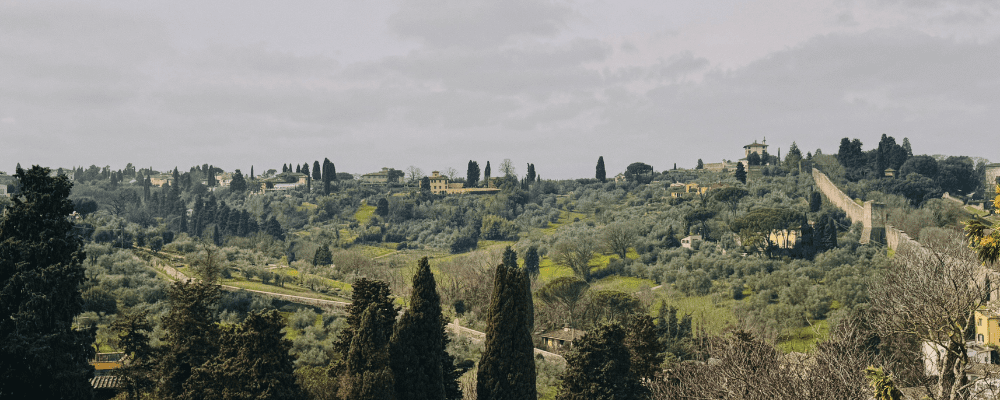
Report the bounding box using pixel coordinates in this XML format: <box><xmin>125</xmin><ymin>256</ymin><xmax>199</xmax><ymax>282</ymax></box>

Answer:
<box><xmin>812</xmin><ymin>169</ymin><xmax>865</xmax><ymax>224</ymax></box>
<box><xmin>812</xmin><ymin>168</ymin><xmax>921</xmax><ymax>250</ymax></box>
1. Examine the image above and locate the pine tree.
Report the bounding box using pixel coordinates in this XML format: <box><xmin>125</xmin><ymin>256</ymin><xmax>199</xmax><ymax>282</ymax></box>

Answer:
<box><xmin>185</xmin><ymin>310</ymin><xmax>304</xmax><ymax>400</ymax></box>
<box><xmin>735</xmin><ymin>162</ymin><xmax>747</xmax><ymax>184</ymax></box>
<box><xmin>467</xmin><ymin>161</ymin><xmax>480</xmax><ymax>187</ymax></box>
<box><xmin>596</xmin><ymin>156</ymin><xmax>606</xmax><ymax>182</ymax></box>
<box><xmin>0</xmin><ymin>166</ymin><xmax>95</xmax><ymax>399</ymax></box>
<box><xmin>157</xmin><ymin>281</ymin><xmax>220</xmax><ymax>399</ymax></box>
<box><xmin>477</xmin><ymin>262</ymin><xmax>535</xmax><ymax>399</ymax></box>
<box><xmin>556</xmin><ymin>322</ymin><xmax>643</xmax><ymax>400</ymax></box>
<box><xmin>390</xmin><ymin>257</ymin><xmax>455</xmax><ymax>399</ymax></box>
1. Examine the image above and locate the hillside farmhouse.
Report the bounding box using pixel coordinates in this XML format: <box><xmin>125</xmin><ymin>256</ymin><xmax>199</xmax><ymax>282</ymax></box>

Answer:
<box><xmin>423</xmin><ymin>171</ymin><xmax>499</xmax><ymax>195</ymax></box>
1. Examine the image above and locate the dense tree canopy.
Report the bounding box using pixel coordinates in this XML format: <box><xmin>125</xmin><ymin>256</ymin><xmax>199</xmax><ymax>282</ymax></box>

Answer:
<box><xmin>0</xmin><ymin>166</ymin><xmax>95</xmax><ymax>399</ymax></box>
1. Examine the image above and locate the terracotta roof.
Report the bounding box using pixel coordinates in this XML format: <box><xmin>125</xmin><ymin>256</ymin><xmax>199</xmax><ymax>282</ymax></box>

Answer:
<box><xmin>540</xmin><ymin>328</ymin><xmax>586</xmax><ymax>341</ymax></box>
<box><xmin>90</xmin><ymin>375</ymin><xmax>122</xmax><ymax>390</ymax></box>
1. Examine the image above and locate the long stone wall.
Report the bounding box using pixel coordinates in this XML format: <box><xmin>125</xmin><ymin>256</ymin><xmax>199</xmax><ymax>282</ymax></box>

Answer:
<box><xmin>812</xmin><ymin>169</ymin><xmax>865</xmax><ymax>223</ymax></box>
<box><xmin>812</xmin><ymin>168</ymin><xmax>920</xmax><ymax>250</ymax></box>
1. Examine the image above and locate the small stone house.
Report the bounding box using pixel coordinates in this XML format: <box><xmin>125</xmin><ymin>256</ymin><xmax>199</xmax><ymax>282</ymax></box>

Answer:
<box><xmin>681</xmin><ymin>235</ymin><xmax>702</xmax><ymax>249</ymax></box>
<box><xmin>540</xmin><ymin>327</ymin><xmax>586</xmax><ymax>352</ymax></box>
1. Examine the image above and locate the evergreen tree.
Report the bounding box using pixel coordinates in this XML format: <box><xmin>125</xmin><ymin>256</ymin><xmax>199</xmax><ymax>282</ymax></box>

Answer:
<box><xmin>390</xmin><ymin>257</ymin><xmax>455</xmax><ymax>400</ymax></box>
<box><xmin>735</xmin><ymin>162</ymin><xmax>747</xmax><ymax>184</ymax></box>
<box><xmin>809</xmin><ymin>191</ymin><xmax>822</xmax><ymax>213</ymax></box>
<box><xmin>314</xmin><ymin>244</ymin><xmax>332</xmax><ymax>266</ymax></box>
<box><xmin>302</xmin><ymin>163</ymin><xmax>311</xmax><ymax>192</ymax></box>
<box><xmin>785</xmin><ymin>141</ymin><xmax>804</xmax><ymax>173</ymax></box>
<box><xmin>557</xmin><ymin>323</ymin><xmax>643</xmax><ymax>400</ymax></box>
<box><xmin>212</xmin><ymin>225</ymin><xmax>222</xmax><ymax>246</ymax></box>
<box><xmin>477</xmin><ymin>262</ymin><xmax>535</xmax><ymax>399</ymax></box>
<box><xmin>313</xmin><ymin>161</ymin><xmax>322</xmax><ymax>181</ymax></box>
<box><xmin>157</xmin><ymin>281</ymin><xmax>220</xmax><ymax>399</ymax></box>
<box><xmin>143</xmin><ymin>174</ymin><xmax>151</xmax><ymax>200</ymax></box>
<box><xmin>341</xmin><ymin>304</ymin><xmax>396</xmax><ymax>400</ymax></box>
<box><xmin>249</xmin><ymin>165</ymin><xmax>253</xmax><ymax>180</ymax></box>
<box><xmin>375</xmin><ymin>198</ymin><xmax>389</xmax><ymax>217</ymax></box>
<box><xmin>902</xmin><ymin>137</ymin><xmax>913</xmax><ymax>157</ymax></box>
<box><xmin>526</xmin><ymin>163</ymin><xmax>536</xmax><ymax>183</ymax></box>
<box><xmin>322</xmin><ymin>158</ymin><xmax>333</xmax><ymax>195</ymax></box>
<box><xmin>696</xmin><ymin>159</ymin><xmax>703</xmax><ymax>169</ymax></box>
<box><xmin>466</xmin><ymin>161</ymin><xmax>480</xmax><ymax>188</ymax></box>
<box><xmin>110</xmin><ymin>310</ymin><xmax>155</xmax><ymax>400</ymax></box>
<box><xmin>484</xmin><ymin>161</ymin><xmax>491</xmax><ymax>187</ymax></box>
<box><xmin>624</xmin><ymin>315</ymin><xmax>664</xmax><ymax>381</ymax></box>
<box><xmin>596</xmin><ymin>156</ymin><xmax>606</xmax><ymax>182</ymax></box>
<box><xmin>185</xmin><ymin>310</ymin><xmax>304</xmax><ymax>400</ymax></box>
<box><xmin>229</xmin><ymin>169</ymin><xmax>247</xmax><ymax>193</ymax></box>
<box><xmin>334</xmin><ymin>279</ymin><xmax>399</xmax><ymax>365</ymax></box>
<box><xmin>0</xmin><ymin>166</ymin><xmax>95</xmax><ymax>399</ymax></box>
<box><xmin>524</xmin><ymin>246</ymin><xmax>540</xmax><ymax>277</ymax></box>
<box><xmin>265</xmin><ymin>217</ymin><xmax>285</xmax><ymax>240</ymax></box>
<box><xmin>296</xmin><ymin>164</ymin><xmax>301</xmax><ymax>173</ymax></box>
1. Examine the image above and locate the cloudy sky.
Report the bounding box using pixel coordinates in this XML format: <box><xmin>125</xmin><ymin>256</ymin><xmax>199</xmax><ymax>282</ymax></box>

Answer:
<box><xmin>2</xmin><ymin>0</ymin><xmax>998</xmax><ymax>178</ymax></box>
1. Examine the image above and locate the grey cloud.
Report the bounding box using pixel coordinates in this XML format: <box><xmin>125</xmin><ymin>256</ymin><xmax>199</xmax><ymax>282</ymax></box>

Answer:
<box><xmin>388</xmin><ymin>0</ymin><xmax>573</xmax><ymax>48</ymax></box>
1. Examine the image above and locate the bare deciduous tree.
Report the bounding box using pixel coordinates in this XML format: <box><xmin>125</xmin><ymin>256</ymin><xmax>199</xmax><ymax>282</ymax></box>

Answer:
<box><xmin>602</xmin><ymin>221</ymin><xmax>637</xmax><ymax>260</ymax></box>
<box><xmin>406</xmin><ymin>165</ymin><xmax>424</xmax><ymax>185</ymax></box>
<box><xmin>552</xmin><ymin>233</ymin><xmax>598</xmax><ymax>282</ymax></box>
<box><xmin>869</xmin><ymin>235</ymin><xmax>990</xmax><ymax>400</ymax></box>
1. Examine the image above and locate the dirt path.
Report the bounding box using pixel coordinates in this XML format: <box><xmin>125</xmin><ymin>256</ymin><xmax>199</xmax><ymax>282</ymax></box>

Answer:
<box><xmin>143</xmin><ymin>249</ymin><xmax>563</xmax><ymax>361</ymax></box>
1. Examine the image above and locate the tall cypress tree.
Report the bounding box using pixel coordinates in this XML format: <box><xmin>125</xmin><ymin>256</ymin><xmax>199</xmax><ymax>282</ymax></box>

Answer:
<box><xmin>0</xmin><ymin>166</ymin><xmax>95</xmax><ymax>399</ymax></box>
<box><xmin>477</xmin><ymin>262</ymin><xmax>535</xmax><ymax>399</ymax></box>
<box><xmin>313</xmin><ymin>161</ymin><xmax>322</xmax><ymax>181</ymax></box>
<box><xmin>735</xmin><ymin>162</ymin><xmax>747</xmax><ymax>184</ymax></box>
<box><xmin>342</xmin><ymin>304</ymin><xmax>396</xmax><ymax>400</ymax></box>
<box><xmin>466</xmin><ymin>161</ymin><xmax>480</xmax><ymax>188</ymax></box>
<box><xmin>484</xmin><ymin>161</ymin><xmax>491</xmax><ymax>187</ymax></box>
<box><xmin>334</xmin><ymin>279</ymin><xmax>399</xmax><ymax>366</ymax></box>
<box><xmin>596</xmin><ymin>156</ymin><xmax>606</xmax><ymax>182</ymax></box>
<box><xmin>390</xmin><ymin>257</ymin><xmax>453</xmax><ymax>400</ymax></box>
<box><xmin>524</xmin><ymin>246</ymin><xmax>540</xmax><ymax>277</ymax></box>
<box><xmin>157</xmin><ymin>281</ymin><xmax>220</xmax><ymax>399</ymax></box>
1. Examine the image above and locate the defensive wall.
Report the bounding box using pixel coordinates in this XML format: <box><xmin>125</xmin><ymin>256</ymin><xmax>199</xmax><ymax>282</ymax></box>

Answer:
<box><xmin>811</xmin><ymin>168</ymin><xmax>919</xmax><ymax>250</ymax></box>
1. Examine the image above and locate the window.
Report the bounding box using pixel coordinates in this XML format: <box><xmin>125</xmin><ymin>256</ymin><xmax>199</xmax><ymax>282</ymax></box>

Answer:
<box><xmin>979</xmin><ymin>334</ymin><xmax>985</xmax><ymax>343</ymax></box>
<box><xmin>980</xmin><ymin>318</ymin><xmax>984</xmax><ymax>326</ymax></box>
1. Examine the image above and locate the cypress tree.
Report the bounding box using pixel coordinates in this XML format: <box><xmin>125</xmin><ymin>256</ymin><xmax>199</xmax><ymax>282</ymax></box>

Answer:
<box><xmin>0</xmin><ymin>166</ymin><xmax>95</xmax><ymax>399</ymax></box>
<box><xmin>157</xmin><ymin>281</ymin><xmax>220</xmax><ymax>399</ymax></box>
<box><xmin>809</xmin><ymin>191</ymin><xmax>822</xmax><ymax>213</ymax></box>
<box><xmin>390</xmin><ymin>257</ymin><xmax>452</xmax><ymax>399</ymax></box>
<box><xmin>624</xmin><ymin>315</ymin><xmax>664</xmax><ymax>381</ymax></box>
<box><xmin>467</xmin><ymin>161</ymin><xmax>480</xmax><ymax>188</ymax></box>
<box><xmin>556</xmin><ymin>323</ymin><xmax>643</xmax><ymax>400</ymax></box>
<box><xmin>302</xmin><ymin>163</ymin><xmax>311</xmax><ymax>192</ymax></box>
<box><xmin>596</xmin><ymin>156</ymin><xmax>606</xmax><ymax>182</ymax></box>
<box><xmin>696</xmin><ymin>159</ymin><xmax>704</xmax><ymax>169</ymax></box>
<box><xmin>524</xmin><ymin>246</ymin><xmax>540</xmax><ymax>277</ymax></box>
<box><xmin>484</xmin><ymin>161</ymin><xmax>491</xmax><ymax>187</ymax></box>
<box><xmin>314</xmin><ymin>244</ymin><xmax>332</xmax><ymax>266</ymax></box>
<box><xmin>334</xmin><ymin>279</ymin><xmax>399</xmax><ymax>366</ymax></box>
<box><xmin>735</xmin><ymin>162</ymin><xmax>747</xmax><ymax>184</ymax></box>
<box><xmin>341</xmin><ymin>304</ymin><xmax>396</xmax><ymax>400</ymax></box>
<box><xmin>477</xmin><ymin>262</ymin><xmax>535</xmax><ymax>399</ymax></box>
<box><xmin>526</xmin><ymin>163</ymin><xmax>536</xmax><ymax>183</ymax></box>
<box><xmin>185</xmin><ymin>309</ymin><xmax>303</xmax><ymax>400</ymax></box>
<box><xmin>313</xmin><ymin>161</ymin><xmax>322</xmax><ymax>181</ymax></box>
<box><xmin>212</xmin><ymin>225</ymin><xmax>222</xmax><ymax>246</ymax></box>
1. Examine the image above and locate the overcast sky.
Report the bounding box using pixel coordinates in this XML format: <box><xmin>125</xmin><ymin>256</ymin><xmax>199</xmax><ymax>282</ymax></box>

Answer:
<box><xmin>2</xmin><ymin>0</ymin><xmax>998</xmax><ymax>178</ymax></box>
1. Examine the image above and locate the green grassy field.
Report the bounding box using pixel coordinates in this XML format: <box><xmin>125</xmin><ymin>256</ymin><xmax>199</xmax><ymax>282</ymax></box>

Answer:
<box><xmin>221</xmin><ymin>280</ymin><xmax>346</xmax><ymax>302</ymax></box>
<box><xmin>539</xmin><ymin>210</ymin><xmax>589</xmax><ymax>235</ymax></box>
<box><xmin>650</xmin><ymin>292</ymin><xmax>736</xmax><ymax>339</ymax></box>
<box><xmin>354</xmin><ymin>203</ymin><xmax>375</xmax><ymax>224</ymax></box>
<box><xmin>777</xmin><ymin>320</ymin><xmax>830</xmax><ymax>353</ymax></box>
<box><xmin>590</xmin><ymin>275</ymin><xmax>657</xmax><ymax>292</ymax></box>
